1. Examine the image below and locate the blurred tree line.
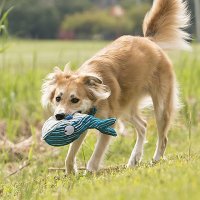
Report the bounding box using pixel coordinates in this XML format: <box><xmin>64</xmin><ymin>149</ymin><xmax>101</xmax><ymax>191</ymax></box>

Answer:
<box><xmin>6</xmin><ymin>0</ymin><xmax>196</xmax><ymax>39</ymax></box>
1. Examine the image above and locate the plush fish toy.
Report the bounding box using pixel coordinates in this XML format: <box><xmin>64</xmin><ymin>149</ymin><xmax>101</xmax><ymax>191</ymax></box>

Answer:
<box><xmin>42</xmin><ymin>108</ymin><xmax>117</xmax><ymax>147</ymax></box>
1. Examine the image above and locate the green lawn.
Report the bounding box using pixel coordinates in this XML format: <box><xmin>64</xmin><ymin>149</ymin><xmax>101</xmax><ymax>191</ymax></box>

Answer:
<box><xmin>0</xmin><ymin>40</ymin><xmax>200</xmax><ymax>200</ymax></box>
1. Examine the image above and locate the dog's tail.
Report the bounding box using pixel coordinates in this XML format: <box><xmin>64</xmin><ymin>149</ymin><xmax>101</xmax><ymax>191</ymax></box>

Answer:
<box><xmin>143</xmin><ymin>0</ymin><xmax>191</xmax><ymax>50</ymax></box>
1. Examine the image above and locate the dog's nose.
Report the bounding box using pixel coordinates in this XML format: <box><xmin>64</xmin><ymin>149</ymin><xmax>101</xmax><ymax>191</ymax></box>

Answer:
<box><xmin>55</xmin><ymin>113</ymin><xmax>65</xmax><ymax>120</ymax></box>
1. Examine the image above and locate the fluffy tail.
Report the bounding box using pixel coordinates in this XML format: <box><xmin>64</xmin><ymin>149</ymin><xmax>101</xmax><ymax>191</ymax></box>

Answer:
<box><xmin>143</xmin><ymin>0</ymin><xmax>191</xmax><ymax>50</ymax></box>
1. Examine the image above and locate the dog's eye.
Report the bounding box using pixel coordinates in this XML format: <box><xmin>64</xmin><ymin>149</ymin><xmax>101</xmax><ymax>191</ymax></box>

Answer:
<box><xmin>71</xmin><ymin>98</ymin><xmax>79</xmax><ymax>104</ymax></box>
<box><xmin>56</xmin><ymin>96</ymin><xmax>61</xmax><ymax>102</ymax></box>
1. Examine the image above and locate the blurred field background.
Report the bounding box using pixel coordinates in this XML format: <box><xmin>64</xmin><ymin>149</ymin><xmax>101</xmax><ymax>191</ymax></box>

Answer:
<box><xmin>0</xmin><ymin>0</ymin><xmax>200</xmax><ymax>200</ymax></box>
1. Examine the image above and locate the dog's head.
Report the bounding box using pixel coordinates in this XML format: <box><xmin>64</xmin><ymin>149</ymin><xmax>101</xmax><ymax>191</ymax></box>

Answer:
<box><xmin>41</xmin><ymin>64</ymin><xmax>111</xmax><ymax>120</ymax></box>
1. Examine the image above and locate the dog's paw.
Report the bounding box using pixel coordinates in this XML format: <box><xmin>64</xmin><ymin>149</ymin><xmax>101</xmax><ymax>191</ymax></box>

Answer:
<box><xmin>151</xmin><ymin>156</ymin><xmax>167</xmax><ymax>165</ymax></box>
<box><xmin>86</xmin><ymin>162</ymin><xmax>100</xmax><ymax>173</ymax></box>
<box><xmin>127</xmin><ymin>152</ymin><xmax>142</xmax><ymax>168</ymax></box>
<box><xmin>65</xmin><ymin>161</ymin><xmax>78</xmax><ymax>175</ymax></box>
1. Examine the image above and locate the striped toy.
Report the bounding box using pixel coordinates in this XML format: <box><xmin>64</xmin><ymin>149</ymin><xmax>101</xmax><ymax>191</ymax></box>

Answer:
<box><xmin>42</xmin><ymin>110</ymin><xmax>117</xmax><ymax>147</ymax></box>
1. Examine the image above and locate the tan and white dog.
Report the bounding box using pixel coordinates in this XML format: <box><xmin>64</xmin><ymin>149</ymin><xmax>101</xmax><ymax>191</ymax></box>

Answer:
<box><xmin>41</xmin><ymin>0</ymin><xmax>191</xmax><ymax>174</ymax></box>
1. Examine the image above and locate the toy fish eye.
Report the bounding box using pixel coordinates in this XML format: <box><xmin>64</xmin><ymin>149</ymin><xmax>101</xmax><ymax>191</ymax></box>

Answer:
<box><xmin>71</xmin><ymin>98</ymin><xmax>80</xmax><ymax>104</ymax></box>
<box><xmin>64</xmin><ymin>125</ymin><xmax>74</xmax><ymax>135</ymax></box>
<box><xmin>56</xmin><ymin>96</ymin><xmax>61</xmax><ymax>102</ymax></box>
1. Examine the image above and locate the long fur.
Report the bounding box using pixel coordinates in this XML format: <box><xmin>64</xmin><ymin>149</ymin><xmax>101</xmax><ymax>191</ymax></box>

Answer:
<box><xmin>143</xmin><ymin>0</ymin><xmax>191</xmax><ymax>50</ymax></box>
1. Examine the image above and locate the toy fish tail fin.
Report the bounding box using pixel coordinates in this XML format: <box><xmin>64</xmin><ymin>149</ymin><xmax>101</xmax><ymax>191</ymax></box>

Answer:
<box><xmin>96</xmin><ymin>118</ymin><xmax>117</xmax><ymax>136</ymax></box>
<box><xmin>103</xmin><ymin>127</ymin><xmax>117</xmax><ymax>136</ymax></box>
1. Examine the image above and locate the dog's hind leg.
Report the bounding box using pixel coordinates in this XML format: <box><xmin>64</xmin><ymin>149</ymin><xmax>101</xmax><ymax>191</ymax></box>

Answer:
<box><xmin>127</xmin><ymin>112</ymin><xmax>147</xmax><ymax>167</ymax></box>
<box><xmin>150</xmin><ymin>71</ymin><xmax>177</xmax><ymax>162</ymax></box>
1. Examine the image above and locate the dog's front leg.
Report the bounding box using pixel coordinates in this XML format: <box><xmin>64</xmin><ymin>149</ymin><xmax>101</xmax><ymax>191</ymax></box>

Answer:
<box><xmin>65</xmin><ymin>132</ymin><xmax>87</xmax><ymax>175</ymax></box>
<box><xmin>87</xmin><ymin>133</ymin><xmax>111</xmax><ymax>172</ymax></box>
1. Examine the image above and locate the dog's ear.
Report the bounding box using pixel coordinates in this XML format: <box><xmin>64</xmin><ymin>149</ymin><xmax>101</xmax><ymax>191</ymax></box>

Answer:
<box><xmin>41</xmin><ymin>68</ymin><xmax>60</xmax><ymax>108</ymax></box>
<box><xmin>83</xmin><ymin>75</ymin><xmax>111</xmax><ymax>101</ymax></box>
<box><xmin>64</xmin><ymin>62</ymin><xmax>71</xmax><ymax>74</ymax></box>
<box><xmin>54</xmin><ymin>66</ymin><xmax>62</xmax><ymax>73</ymax></box>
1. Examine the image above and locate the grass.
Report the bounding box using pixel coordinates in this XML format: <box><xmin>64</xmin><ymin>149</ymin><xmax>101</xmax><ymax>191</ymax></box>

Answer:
<box><xmin>0</xmin><ymin>39</ymin><xmax>200</xmax><ymax>200</ymax></box>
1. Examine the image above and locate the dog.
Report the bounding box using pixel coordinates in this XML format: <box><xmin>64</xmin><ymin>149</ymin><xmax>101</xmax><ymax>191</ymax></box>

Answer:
<box><xmin>41</xmin><ymin>0</ymin><xmax>191</xmax><ymax>174</ymax></box>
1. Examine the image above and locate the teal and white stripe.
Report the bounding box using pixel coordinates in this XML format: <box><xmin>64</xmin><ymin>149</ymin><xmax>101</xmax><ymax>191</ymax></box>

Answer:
<box><xmin>42</xmin><ymin>113</ymin><xmax>117</xmax><ymax>147</ymax></box>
